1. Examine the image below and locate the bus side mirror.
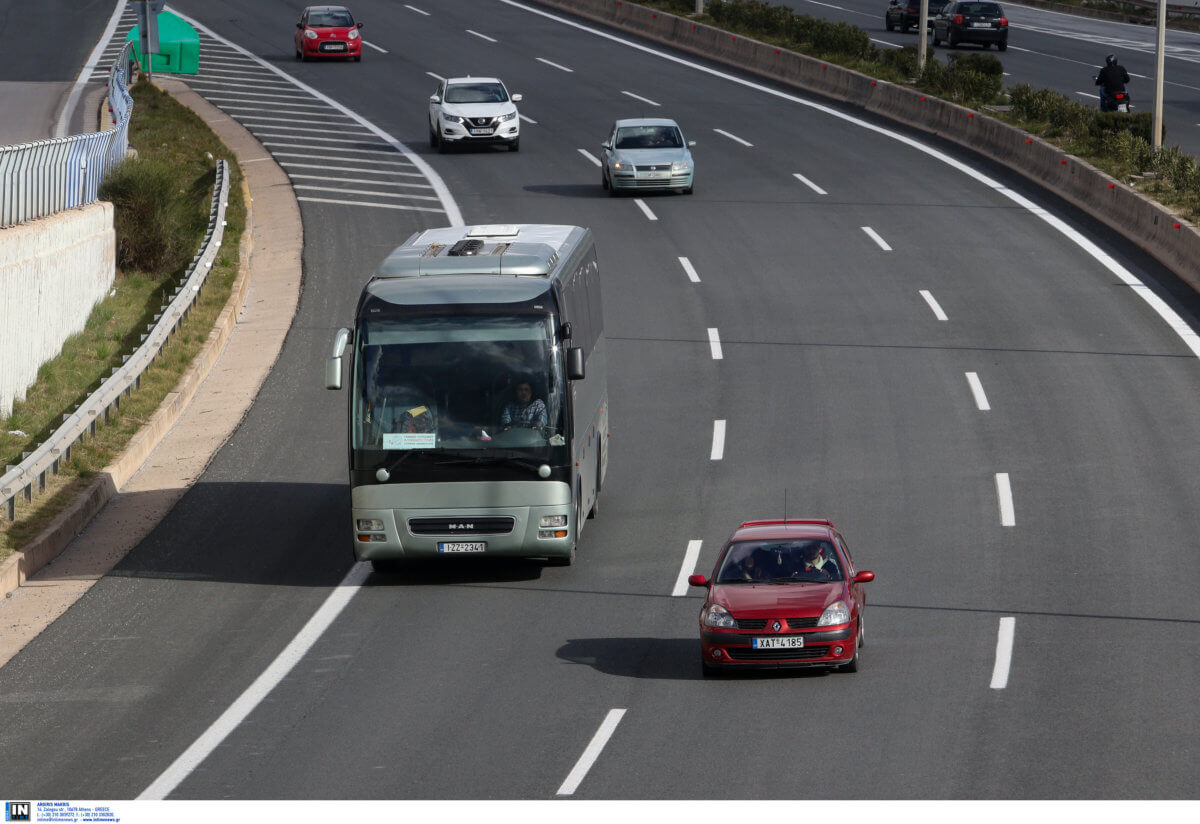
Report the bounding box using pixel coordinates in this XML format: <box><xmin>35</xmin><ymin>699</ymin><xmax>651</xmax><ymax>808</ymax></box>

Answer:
<box><xmin>326</xmin><ymin>327</ymin><xmax>351</xmax><ymax>390</ymax></box>
<box><xmin>567</xmin><ymin>346</ymin><xmax>585</xmax><ymax>380</ymax></box>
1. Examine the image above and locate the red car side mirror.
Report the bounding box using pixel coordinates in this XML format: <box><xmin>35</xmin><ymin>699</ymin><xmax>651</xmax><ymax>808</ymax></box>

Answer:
<box><xmin>687</xmin><ymin>574</ymin><xmax>709</xmax><ymax>588</ymax></box>
<box><xmin>853</xmin><ymin>570</ymin><xmax>875</xmax><ymax>583</ymax></box>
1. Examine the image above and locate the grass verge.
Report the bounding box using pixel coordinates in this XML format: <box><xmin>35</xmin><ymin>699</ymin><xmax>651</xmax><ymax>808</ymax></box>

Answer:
<box><xmin>0</xmin><ymin>78</ymin><xmax>246</xmax><ymax>559</ymax></box>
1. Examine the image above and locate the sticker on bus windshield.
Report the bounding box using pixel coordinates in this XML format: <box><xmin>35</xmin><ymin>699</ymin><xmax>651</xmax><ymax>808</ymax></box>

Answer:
<box><xmin>383</xmin><ymin>433</ymin><xmax>437</xmax><ymax>450</ymax></box>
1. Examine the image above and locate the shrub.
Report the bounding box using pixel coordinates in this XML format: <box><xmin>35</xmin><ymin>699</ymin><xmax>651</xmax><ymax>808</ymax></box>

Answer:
<box><xmin>100</xmin><ymin>158</ymin><xmax>209</xmax><ymax>277</ymax></box>
<box><xmin>919</xmin><ymin>53</ymin><xmax>1003</xmax><ymax>105</ymax></box>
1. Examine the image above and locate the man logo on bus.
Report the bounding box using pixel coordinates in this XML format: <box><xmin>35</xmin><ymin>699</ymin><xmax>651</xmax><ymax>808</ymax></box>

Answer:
<box><xmin>449</xmin><ymin>523</ymin><xmax>474</xmax><ymax>530</ymax></box>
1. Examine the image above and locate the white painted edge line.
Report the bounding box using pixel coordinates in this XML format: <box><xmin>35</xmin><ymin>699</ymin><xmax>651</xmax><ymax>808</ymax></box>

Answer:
<box><xmin>965</xmin><ymin>372</ymin><xmax>991</xmax><ymax>411</ymax></box>
<box><xmin>713</xmin><ymin>128</ymin><xmax>753</xmax><ymax>147</ymax></box>
<box><xmin>56</xmin><ymin>0</ymin><xmax>127</xmax><ymax>137</ymax></box>
<box><xmin>295</xmin><ymin>197</ymin><xmax>445</xmax><ymax>213</ymax></box>
<box><xmin>919</xmin><ymin>290</ymin><xmax>949</xmax><ymax>321</ymax></box>
<box><xmin>708</xmin><ymin>328</ymin><xmax>723</xmax><ymax>360</ymax></box>
<box><xmin>537</xmin><ymin>57</ymin><xmax>574</xmax><ymax>72</ymax></box>
<box><xmin>467</xmin><ymin>29</ymin><xmax>497</xmax><ymax>42</ymax></box>
<box><xmin>426</xmin><ymin>71</ymin><xmax>445</xmax><ymax>82</ymax></box>
<box><xmin>711</xmin><ymin>420</ymin><xmax>726</xmax><ymax>460</ymax></box>
<box><xmin>862</xmin><ymin>226</ymin><xmax>892</xmax><ymax>251</ymax></box>
<box><xmin>990</xmin><ymin>616</ymin><xmax>1015</xmax><ymax>689</ymax></box>
<box><xmin>170</xmin><ymin>8</ymin><xmax>463</xmax><ymax>226</ymax></box>
<box><xmin>793</xmin><ymin>172</ymin><xmax>827</xmax><ymax>195</ymax></box>
<box><xmin>577</xmin><ymin>149</ymin><xmax>601</xmax><ymax>167</ymax></box>
<box><xmin>556</xmin><ymin>709</ymin><xmax>627</xmax><ymax>796</ymax></box>
<box><xmin>621</xmin><ymin>90</ymin><xmax>661</xmax><ymax>107</ymax></box>
<box><xmin>633</xmin><ymin>198</ymin><xmax>658</xmax><ymax>221</ymax></box>
<box><xmin>140</xmin><ymin>562</ymin><xmax>374</xmax><ymax>799</ymax></box>
<box><xmin>495</xmin><ymin>0</ymin><xmax>1200</xmax><ymax>362</ymax></box>
<box><xmin>364</xmin><ymin>40</ymin><xmax>388</xmax><ymax>54</ymax></box>
<box><xmin>405</xmin><ymin>4</ymin><xmax>430</xmax><ymax>15</ymax></box>
<box><xmin>671</xmin><ymin>540</ymin><xmax>704</xmax><ymax>597</ymax></box>
<box><xmin>678</xmin><ymin>256</ymin><xmax>701</xmax><ymax>283</ymax></box>
<box><xmin>996</xmin><ymin>472</ymin><xmax>1015</xmax><ymax>527</ymax></box>
<box><xmin>519</xmin><ymin>114</ymin><xmax>538</xmax><ymax>125</ymax></box>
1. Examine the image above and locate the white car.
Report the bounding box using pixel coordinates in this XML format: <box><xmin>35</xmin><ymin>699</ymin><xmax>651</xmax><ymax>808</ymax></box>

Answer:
<box><xmin>429</xmin><ymin>77</ymin><xmax>522</xmax><ymax>153</ymax></box>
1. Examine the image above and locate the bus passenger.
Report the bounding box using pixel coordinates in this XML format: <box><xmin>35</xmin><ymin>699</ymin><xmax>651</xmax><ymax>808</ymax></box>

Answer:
<box><xmin>500</xmin><ymin>380</ymin><xmax>547</xmax><ymax>430</ymax></box>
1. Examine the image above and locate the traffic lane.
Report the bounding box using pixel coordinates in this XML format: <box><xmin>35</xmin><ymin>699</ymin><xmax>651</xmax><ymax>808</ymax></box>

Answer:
<box><xmin>0</xmin><ymin>0</ymin><xmax>118</xmax><ymax>82</ymax></box>
<box><xmin>156</xmin><ymin>339</ymin><xmax>726</xmax><ymax>799</ymax></box>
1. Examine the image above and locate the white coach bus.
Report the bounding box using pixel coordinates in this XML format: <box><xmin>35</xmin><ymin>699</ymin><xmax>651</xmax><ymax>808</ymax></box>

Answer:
<box><xmin>326</xmin><ymin>224</ymin><xmax>607</xmax><ymax>569</ymax></box>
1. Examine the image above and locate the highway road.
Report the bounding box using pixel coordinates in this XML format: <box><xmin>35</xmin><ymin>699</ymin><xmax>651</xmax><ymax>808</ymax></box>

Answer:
<box><xmin>783</xmin><ymin>0</ymin><xmax>1200</xmax><ymax>157</ymax></box>
<box><xmin>1</xmin><ymin>0</ymin><xmax>1198</xmax><ymax>800</ymax></box>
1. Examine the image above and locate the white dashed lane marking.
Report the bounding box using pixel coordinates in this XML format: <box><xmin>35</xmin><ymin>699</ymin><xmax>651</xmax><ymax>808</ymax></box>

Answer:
<box><xmin>556</xmin><ymin>709</ymin><xmax>627</xmax><ymax>796</ymax></box>
<box><xmin>671</xmin><ymin>540</ymin><xmax>704</xmax><ymax>596</ymax></box>
<box><xmin>537</xmin><ymin>57</ymin><xmax>574</xmax><ymax>72</ymax></box>
<box><xmin>793</xmin><ymin>172</ymin><xmax>827</xmax><ymax>195</ymax></box>
<box><xmin>713</xmin><ymin>128</ymin><xmax>752</xmax><ymax>146</ymax></box>
<box><xmin>678</xmin><ymin>256</ymin><xmax>701</xmax><ymax>283</ymax></box>
<box><xmin>861</xmin><ymin>226</ymin><xmax>892</xmax><ymax>251</ymax></box>
<box><xmin>990</xmin><ymin>617</ymin><xmax>1016</xmax><ymax>689</ymax></box>
<box><xmin>965</xmin><ymin>372</ymin><xmax>991</xmax><ymax>411</ymax></box>
<box><xmin>919</xmin><ymin>290</ymin><xmax>948</xmax><ymax>321</ymax></box>
<box><xmin>995</xmin><ymin>473</ymin><xmax>1015</xmax><ymax>527</ymax></box>
<box><xmin>707</xmin><ymin>328</ymin><xmax>723</xmax><ymax>360</ymax></box>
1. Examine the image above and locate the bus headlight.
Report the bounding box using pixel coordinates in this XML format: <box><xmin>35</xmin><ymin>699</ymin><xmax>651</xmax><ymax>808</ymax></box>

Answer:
<box><xmin>540</xmin><ymin>515</ymin><xmax>567</xmax><ymax>528</ymax></box>
<box><xmin>357</xmin><ymin>519</ymin><xmax>384</xmax><ymax>531</ymax></box>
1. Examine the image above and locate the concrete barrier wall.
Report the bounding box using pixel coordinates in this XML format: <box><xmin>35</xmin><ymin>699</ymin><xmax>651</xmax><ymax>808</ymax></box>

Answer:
<box><xmin>533</xmin><ymin>0</ymin><xmax>1200</xmax><ymax>294</ymax></box>
<box><xmin>0</xmin><ymin>202</ymin><xmax>115</xmax><ymax>417</ymax></box>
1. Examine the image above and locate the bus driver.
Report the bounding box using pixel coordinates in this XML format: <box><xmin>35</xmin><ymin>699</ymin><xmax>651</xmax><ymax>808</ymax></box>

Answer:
<box><xmin>500</xmin><ymin>379</ymin><xmax>547</xmax><ymax>430</ymax></box>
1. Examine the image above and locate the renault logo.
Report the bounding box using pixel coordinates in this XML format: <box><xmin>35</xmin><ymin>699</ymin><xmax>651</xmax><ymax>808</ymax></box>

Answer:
<box><xmin>772</xmin><ymin>620</ymin><xmax>782</xmax><ymax>632</ymax></box>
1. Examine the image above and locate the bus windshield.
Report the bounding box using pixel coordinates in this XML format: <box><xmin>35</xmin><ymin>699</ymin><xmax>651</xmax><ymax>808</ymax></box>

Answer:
<box><xmin>352</xmin><ymin>314</ymin><xmax>566</xmax><ymax>458</ymax></box>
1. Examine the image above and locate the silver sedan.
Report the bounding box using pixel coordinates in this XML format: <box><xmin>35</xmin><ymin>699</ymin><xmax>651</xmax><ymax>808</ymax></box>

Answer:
<box><xmin>600</xmin><ymin>118</ymin><xmax>695</xmax><ymax>195</ymax></box>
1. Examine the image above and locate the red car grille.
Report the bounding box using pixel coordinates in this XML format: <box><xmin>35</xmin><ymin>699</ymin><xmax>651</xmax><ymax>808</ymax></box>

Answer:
<box><xmin>725</xmin><ymin>646</ymin><xmax>829</xmax><ymax>661</ymax></box>
<box><xmin>735</xmin><ymin>617</ymin><xmax>819</xmax><ymax>630</ymax></box>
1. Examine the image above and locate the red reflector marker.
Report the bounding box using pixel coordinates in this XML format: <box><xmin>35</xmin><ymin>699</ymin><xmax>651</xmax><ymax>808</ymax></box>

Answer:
<box><xmin>1061</xmin><ymin>160</ymin><xmax>1068</xmax><ymax>165</ymax></box>
<box><xmin>1108</xmin><ymin>183</ymin><xmax>1115</xmax><ymax>188</ymax></box>
<box><xmin>1174</xmin><ymin>223</ymin><xmax>1181</xmax><ymax>228</ymax></box>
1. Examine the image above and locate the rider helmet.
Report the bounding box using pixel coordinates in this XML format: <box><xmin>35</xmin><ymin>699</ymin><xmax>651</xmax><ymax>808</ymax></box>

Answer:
<box><xmin>1106</xmin><ymin>53</ymin><xmax>1117</xmax><ymax>66</ymax></box>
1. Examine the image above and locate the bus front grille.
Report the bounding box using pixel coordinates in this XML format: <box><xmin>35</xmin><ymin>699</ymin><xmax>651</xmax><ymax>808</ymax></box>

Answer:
<box><xmin>408</xmin><ymin>517</ymin><xmax>516</xmax><ymax>536</ymax></box>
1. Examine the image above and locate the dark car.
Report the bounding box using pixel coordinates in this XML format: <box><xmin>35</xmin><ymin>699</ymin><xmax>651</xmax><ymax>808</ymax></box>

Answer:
<box><xmin>688</xmin><ymin>518</ymin><xmax>874</xmax><ymax>676</ymax></box>
<box><xmin>885</xmin><ymin>0</ymin><xmax>951</xmax><ymax>33</ymax></box>
<box><xmin>931</xmin><ymin>1</ymin><xmax>1008</xmax><ymax>50</ymax></box>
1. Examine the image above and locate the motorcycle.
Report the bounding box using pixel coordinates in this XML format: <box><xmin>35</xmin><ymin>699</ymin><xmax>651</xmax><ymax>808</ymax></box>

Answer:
<box><xmin>1099</xmin><ymin>86</ymin><xmax>1132</xmax><ymax>113</ymax></box>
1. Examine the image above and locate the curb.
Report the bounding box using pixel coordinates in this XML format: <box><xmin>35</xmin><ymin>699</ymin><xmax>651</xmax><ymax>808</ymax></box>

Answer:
<box><xmin>0</xmin><ymin>80</ymin><xmax>288</xmax><ymax>599</ymax></box>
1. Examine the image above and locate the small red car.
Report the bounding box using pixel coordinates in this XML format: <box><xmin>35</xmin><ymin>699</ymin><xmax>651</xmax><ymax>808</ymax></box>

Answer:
<box><xmin>294</xmin><ymin>5</ymin><xmax>363</xmax><ymax>62</ymax></box>
<box><xmin>689</xmin><ymin>519</ymin><xmax>874</xmax><ymax>676</ymax></box>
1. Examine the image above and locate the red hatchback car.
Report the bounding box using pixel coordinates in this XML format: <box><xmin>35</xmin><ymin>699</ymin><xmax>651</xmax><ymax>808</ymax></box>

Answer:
<box><xmin>689</xmin><ymin>519</ymin><xmax>874</xmax><ymax>676</ymax></box>
<box><xmin>294</xmin><ymin>5</ymin><xmax>363</xmax><ymax>62</ymax></box>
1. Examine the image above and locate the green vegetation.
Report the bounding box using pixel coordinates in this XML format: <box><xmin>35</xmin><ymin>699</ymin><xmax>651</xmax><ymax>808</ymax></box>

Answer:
<box><xmin>0</xmin><ymin>78</ymin><xmax>246</xmax><ymax>558</ymax></box>
<box><xmin>643</xmin><ymin>0</ymin><xmax>1200</xmax><ymax>220</ymax></box>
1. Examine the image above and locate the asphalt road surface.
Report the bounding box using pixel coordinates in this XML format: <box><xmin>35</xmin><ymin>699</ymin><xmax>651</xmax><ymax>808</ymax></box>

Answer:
<box><xmin>1</xmin><ymin>0</ymin><xmax>1198</xmax><ymax>800</ymax></box>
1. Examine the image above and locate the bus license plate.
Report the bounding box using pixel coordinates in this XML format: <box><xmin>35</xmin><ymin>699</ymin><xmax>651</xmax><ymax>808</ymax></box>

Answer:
<box><xmin>752</xmin><ymin>636</ymin><xmax>804</xmax><ymax>649</ymax></box>
<box><xmin>438</xmin><ymin>542</ymin><xmax>487</xmax><ymax>553</ymax></box>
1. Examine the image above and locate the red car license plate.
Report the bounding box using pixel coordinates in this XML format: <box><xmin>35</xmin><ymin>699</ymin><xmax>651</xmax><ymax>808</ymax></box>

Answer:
<box><xmin>752</xmin><ymin>636</ymin><xmax>804</xmax><ymax>649</ymax></box>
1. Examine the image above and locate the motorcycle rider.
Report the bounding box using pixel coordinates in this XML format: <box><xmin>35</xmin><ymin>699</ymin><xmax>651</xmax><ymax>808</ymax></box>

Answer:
<box><xmin>1095</xmin><ymin>53</ymin><xmax>1131</xmax><ymax>112</ymax></box>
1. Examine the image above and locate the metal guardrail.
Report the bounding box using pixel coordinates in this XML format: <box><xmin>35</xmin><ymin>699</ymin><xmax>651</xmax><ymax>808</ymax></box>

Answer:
<box><xmin>2</xmin><ymin>159</ymin><xmax>231</xmax><ymax>521</ymax></box>
<box><xmin>0</xmin><ymin>41</ymin><xmax>136</xmax><ymax>228</ymax></box>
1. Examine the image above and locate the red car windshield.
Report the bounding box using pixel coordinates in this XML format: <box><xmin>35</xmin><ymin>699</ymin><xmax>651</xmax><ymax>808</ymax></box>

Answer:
<box><xmin>717</xmin><ymin>539</ymin><xmax>844</xmax><ymax>583</ymax></box>
<box><xmin>309</xmin><ymin>11</ymin><xmax>353</xmax><ymax>27</ymax></box>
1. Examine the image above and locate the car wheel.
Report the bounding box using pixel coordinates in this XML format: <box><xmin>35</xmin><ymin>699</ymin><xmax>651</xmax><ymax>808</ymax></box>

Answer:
<box><xmin>298</xmin><ymin>48</ymin><xmax>306</xmax><ymax>61</ymax></box>
<box><xmin>508</xmin><ymin>138</ymin><xmax>519</xmax><ymax>152</ymax></box>
<box><xmin>901</xmin><ymin>22</ymin><xmax>910</xmax><ymax>33</ymax></box>
<box><xmin>947</xmin><ymin>31</ymin><xmax>958</xmax><ymax>47</ymax></box>
<box><xmin>429</xmin><ymin>124</ymin><xmax>438</xmax><ymax>149</ymax></box>
<box><xmin>682</xmin><ymin>183</ymin><xmax>694</xmax><ymax>195</ymax></box>
<box><xmin>353</xmin><ymin>54</ymin><xmax>361</xmax><ymax>62</ymax></box>
<box><xmin>701</xmin><ymin>657</ymin><xmax>722</xmax><ymax>678</ymax></box>
<box><xmin>839</xmin><ymin>628</ymin><xmax>861</xmax><ymax>673</ymax></box>
<box><xmin>601</xmin><ymin>168</ymin><xmax>609</xmax><ymax>191</ymax></box>
<box><xmin>885</xmin><ymin>16</ymin><xmax>894</xmax><ymax>31</ymax></box>
<box><xmin>931</xmin><ymin>29</ymin><xmax>941</xmax><ymax>46</ymax></box>
<box><xmin>544</xmin><ymin>546</ymin><xmax>575</xmax><ymax>566</ymax></box>
<box><xmin>370</xmin><ymin>559</ymin><xmax>403</xmax><ymax>574</ymax></box>
<box><xmin>998</xmin><ymin>39</ymin><xmax>1008</xmax><ymax>51</ymax></box>
<box><xmin>438</xmin><ymin>138</ymin><xmax>449</xmax><ymax>154</ymax></box>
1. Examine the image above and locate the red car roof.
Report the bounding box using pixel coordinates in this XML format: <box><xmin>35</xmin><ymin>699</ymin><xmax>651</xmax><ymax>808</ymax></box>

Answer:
<box><xmin>731</xmin><ymin>518</ymin><xmax>836</xmax><ymax>541</ymax></box>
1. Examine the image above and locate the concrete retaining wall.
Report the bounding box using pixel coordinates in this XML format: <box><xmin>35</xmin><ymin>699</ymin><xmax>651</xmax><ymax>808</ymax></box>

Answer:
<box><xmin>0</xmin><ymin>202</ymin><xmax>115</xmax><ymax>417</ymax></box>
<box><xmin>533</xmin><ymin>0</ymin><xmax>1200</xmax><ymax>294</ymax></box>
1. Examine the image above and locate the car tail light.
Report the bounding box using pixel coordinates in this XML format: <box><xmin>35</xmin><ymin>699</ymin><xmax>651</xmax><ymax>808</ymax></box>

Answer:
<box><xmin>999</xmin><ymin>16</ymin><xmax>1008</xmax><ymax>25</ymax></box>
<box><xmin>953</xmin><ymin>14</ymin><xmax>963</xmax><ymax>23</ymax></box>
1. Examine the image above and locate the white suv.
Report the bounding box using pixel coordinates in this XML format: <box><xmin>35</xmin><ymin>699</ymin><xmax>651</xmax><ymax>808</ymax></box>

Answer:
<box><xmin>429</xmin><ymin>77</ymin><xmax>522</xmax><ymax>153</ymax></box>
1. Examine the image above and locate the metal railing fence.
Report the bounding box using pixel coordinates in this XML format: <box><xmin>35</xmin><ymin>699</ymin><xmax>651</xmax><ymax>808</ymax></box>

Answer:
<box><xmin>2</xmin><ymin>159</ymin><xmax>231</xmax><ymax>522</ymax></box>
<box><xmin>0</xmin><ymin>41</ymin><xmax>135</xmax><ymax>228</ymax></box>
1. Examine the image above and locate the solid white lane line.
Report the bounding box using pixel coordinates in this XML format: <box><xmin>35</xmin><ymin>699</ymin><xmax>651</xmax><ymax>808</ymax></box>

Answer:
<box><xmin>467</xmin><ymin>29</ymin><xmax>497</xmax><ymax>42</ymax></box>
<box><xmin>671</xmin><ymin>540</ymin><xmax>704</xmax><ymax>596</ymax></box>
<box><xmin>861</xmin><ymin>226</ymin><xmax>892</xmax><ymax>251</ymax></box>
<box><xmin>519</xmin><ymin>114</ymin><xmax>538</xmax><ymax>125</ymax></box>
<box><xmin>633</xmin><ymin>198</ymin><xmax>658</xmax><ymax>221</ymax></box>
<box><xmin>678</xmin><ymin>256</ymin><xmax>701</xmax><ymax>283</ymax></box>
<box><xmin>295</xmin><ymin>197</ymin><xmax>445</xmax><ymax>213</ymax></box>
<box><xmin>919</xmin><ymin>290</ymin><xmax>949</xmax><ymax>321</ymax></box>
<box><xmin>140</xmin><ymin>563</ymin><xmax>374</xmax><ymax>799</ymax></box>
<box><xmin>426</xmin><ymin>71</ymin><xmax>445</xmax><ymax>82</ymax></box>
<box><xmin>364</xmin><ymin>40</ymin><xmax>388</xmax><ymax>53</ymax></box>
<box><xmin>713</xmin><ymin>128</ymin><xmax>753</xmax><ymax>146</ymax></box>
<box><xmin>577</xmin><ymin>149</ymin><xmax>601</xmax><ymax>167</ymax></box>
<box><xmin>708</xmin><ymin>328</ymin><xmax>723</xmax><ymax>360</ymax></box>
<box><xmin>793</xmin><ymin>172</ymin><xmax>827</xmax><ymax>195</ymax></box>
<box><xmin>996</xmin><ymin>473</ymin><xmax>1015</xmax><ymax>527</ymax></box>
<box><xmin>990</xmin><ymin>617</ymin><xmax>1016</xmax><ymax>689</ymax></box>
<box><xmin>405</xmin><ymin>4</ymin><xmax>430</xmax><ymax>15</ymax></box>
<box><xmin>711</xmin><ymin>420</ymin><xmax>726</xmax><ymax>460</ymax></box>
<box><xmin>537</xmin><ymin>57</ymin><xmax>574</xmax><ymax>72</ymax></box>
<box><xmin>293</xmin><ymin>185</ymin><xmax>440</xmax><ymax>201</ymax></box>
<box><xmin>500</xmin><ymin>2</ymin><xmax>1200</xmax><ymax>363</ymax></box>
<box><xmin>965</xmin><ymin>372</ymin><xmax>991</xmax><ymax>411</ymax></box>
<box><xmin>621</xmin><ymin>90</ymin><xmax>661</xmax><ymax>106</ymax></box>
<box><xmin>557</xmin><ymin>709</ymin><xmax>627</xmax><ymax>796</ymax></box>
